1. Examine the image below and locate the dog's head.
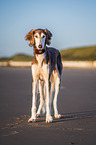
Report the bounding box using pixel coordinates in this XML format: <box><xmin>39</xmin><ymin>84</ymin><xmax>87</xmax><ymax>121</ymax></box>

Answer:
<box><xmin>25</xmin><ymin>29</ymin><xmax>52</xmax><ymax>50</ymax></box>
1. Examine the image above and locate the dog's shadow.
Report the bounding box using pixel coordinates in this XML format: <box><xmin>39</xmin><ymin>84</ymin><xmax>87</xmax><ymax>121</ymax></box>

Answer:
<box><xmin>36</xmin><ymin>110</ymin><xmax>96</xmax><ymax>124</ymax></box>
<box><xmin>53</xmin><ymin>110</ymin><xmax>96</xmax><ymax>123</ymax></box>
<box><xmin>2</xmin><ymin>110</ymin><xmax>96</xmax><ymax>130</ymax></box>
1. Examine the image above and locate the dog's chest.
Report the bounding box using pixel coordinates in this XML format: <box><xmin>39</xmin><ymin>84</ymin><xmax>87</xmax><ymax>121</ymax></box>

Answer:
<box><xmin>36</xmin><ymin>53</ymin><xmax>45</xmax><ymax>67</ymax></box>
<box><xmin>32</xmin><ymin>53</ymin><xmax>49</xmax><ymax>81</ymax></box>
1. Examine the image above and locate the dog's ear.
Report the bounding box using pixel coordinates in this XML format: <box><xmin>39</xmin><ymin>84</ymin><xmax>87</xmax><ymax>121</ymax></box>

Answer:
<box><xmin>25</xmin><ymin>30</ymin><xmax>34</xmax><ymax>46</ymax></box>
<box><xmin>44</xmin><ymin>29</ymin><xmax>52</xmax><ymax>45</ymax></box>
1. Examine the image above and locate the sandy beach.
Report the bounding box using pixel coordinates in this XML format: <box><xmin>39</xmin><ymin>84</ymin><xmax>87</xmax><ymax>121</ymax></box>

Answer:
<box><xmin>0</xmin><ymin>67</ymin><xmax>96</xmax><ymax>145</ymax></box>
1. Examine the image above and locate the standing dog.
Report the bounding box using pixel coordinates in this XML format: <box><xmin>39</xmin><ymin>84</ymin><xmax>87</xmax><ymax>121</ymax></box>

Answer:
<box><xmin>25</xmin><ymin>28</ymin><xmax>62</xmax><ymax>123</ymax></box>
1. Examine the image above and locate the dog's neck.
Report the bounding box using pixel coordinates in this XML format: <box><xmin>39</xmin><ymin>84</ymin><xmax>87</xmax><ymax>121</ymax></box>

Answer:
<box><xmin>35</xmin><ymin>52</ymin><xmax>45</xmax><ymax>67</ymax></box>
<box><xmin>34</xmin><ymin>47</ymin><xmax>46</xmax><ymax>67</ymax></box>
<box><xmin>34</xmin><ymin>49</ymin><xmax>45</xmax><ymax>54</ymax></box>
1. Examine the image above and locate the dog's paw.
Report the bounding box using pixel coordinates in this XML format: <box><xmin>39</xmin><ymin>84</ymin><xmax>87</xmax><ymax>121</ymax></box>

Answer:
<box><xmin>54</xmin><ymin>114</ymin><xmax>61</xmax><ymax>119</ymax></box>
<box><xmin>28</xmin><ymin>117</ymin><xmax>36</xmax><ymax>123</ymax></box>
<box><xmin>46</xmin><ymin>116</ymin><xmax>53</xmax><ymax>123</ymax></box>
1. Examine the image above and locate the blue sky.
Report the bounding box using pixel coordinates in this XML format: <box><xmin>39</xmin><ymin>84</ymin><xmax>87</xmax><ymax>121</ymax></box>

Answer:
<box><xmin>0</xmin><ymin>0</ymin><xmax>96</xmax><ymax>57</ymax></box>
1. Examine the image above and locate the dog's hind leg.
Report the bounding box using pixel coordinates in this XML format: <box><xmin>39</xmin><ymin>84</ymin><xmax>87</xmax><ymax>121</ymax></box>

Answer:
<box><xmin>45</xmin><ymin>80</ymin><xmax>53</xmax><ymax>123</ymax></box>
<box><xmin>53</xmin><ymin>72</ymin><xmax>61</xmax><ymax>119</ymax></box>
<box><xmin>36</xmin><ymin>81</ymin><xmax>45</xmax><ymax>117</ymax></box>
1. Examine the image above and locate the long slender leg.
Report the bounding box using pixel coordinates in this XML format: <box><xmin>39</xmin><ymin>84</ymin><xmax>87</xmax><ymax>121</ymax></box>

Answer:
<box><xmin>36</xmin><ymin>81</ymin><xmax>45</xmax><ymax>116</ymax></box>
<box><xmin>45</xmin><ymin>80</ymin><xmax>53</xmax><ymax>123</ymax></box>
<box><xmin>42</xmin><ymin>102</ymin><xmax>45</xmax><ymax>114</ymax></box>
<box><xmin>53</xmin><ymin>76</ymin><xmax>61</xmax><ymax>118</ymax></box>
<box><xmin>41</xmin><ymin>82</ymin><xmax>46</xmax><ymax>114</ymax></box>
<box><xmin>42</xmin><ymin>63</ymin><xmax>53</xmax><ymax>123</ymax></box>
<box><xmin>28</xmin><ymin>79</ymin><xmax>38</xmax><ymax>122</ymax></box>
<box><xmin>50</xmin><ymin>82</ymin><xmax>54</xmax><ymax>104</ymax></box>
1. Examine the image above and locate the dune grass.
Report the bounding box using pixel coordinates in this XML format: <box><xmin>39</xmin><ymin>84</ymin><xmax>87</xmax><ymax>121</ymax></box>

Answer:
<box><xmin>60</xmin><ymin>45</ymin><xmax>96</xmax><ymax>61</ymax></box>
<box><xmin>10</xmin><ymin>54</ymin><xmax>33</xmax><ymax>61</ymax></box>
<box><xmin>0</xmin><ymin>54</ymin><xmax>33</xmax><ymax>62</ymax></box>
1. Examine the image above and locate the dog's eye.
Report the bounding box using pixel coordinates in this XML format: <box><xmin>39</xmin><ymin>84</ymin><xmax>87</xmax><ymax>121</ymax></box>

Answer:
<box><xmin>42</xmin><ymin>35</ymin><xmax>45</xmax><ymax>38</ymax></box>
<box><xmin>35</xmin><ymin>35</ymin><xmax>38</xmax><ymax>38</ymax></box>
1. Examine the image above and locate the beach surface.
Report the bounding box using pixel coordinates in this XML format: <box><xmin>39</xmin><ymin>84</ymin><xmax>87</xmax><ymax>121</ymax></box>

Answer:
<box><xmin>0</xmin><ymin>67</ymin><xmax>96</xmax><ymax>145</ymax></box>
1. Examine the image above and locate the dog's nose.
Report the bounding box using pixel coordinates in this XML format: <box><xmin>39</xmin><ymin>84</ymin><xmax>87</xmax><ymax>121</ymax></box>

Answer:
<box><xmin>38</xmin><ymin>45</ymin><xmax>42</xmax><ymax>48</ymax></box>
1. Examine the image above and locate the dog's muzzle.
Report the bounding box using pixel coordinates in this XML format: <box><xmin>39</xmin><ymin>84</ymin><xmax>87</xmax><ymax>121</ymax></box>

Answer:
<box><xmin>38</xmin><ymin>45</ymin><xmax>42</xmax><ymax>48</ymax></box>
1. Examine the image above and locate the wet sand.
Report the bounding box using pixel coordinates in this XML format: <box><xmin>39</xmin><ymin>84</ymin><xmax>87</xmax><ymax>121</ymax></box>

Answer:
<box><xmin>0</xmin><ymin>67</ymin><xmax>96</xmax><ymax>145</ymax></box>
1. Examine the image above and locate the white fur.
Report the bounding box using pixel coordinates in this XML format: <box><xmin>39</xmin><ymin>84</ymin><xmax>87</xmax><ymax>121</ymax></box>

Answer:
<box><xmin>36</xmin><ymin>53</ymin><xmax>45</xmax><ymax>67</ymax></box>
<box><xmin>53</xmin><ymin>71</ymin><xmax>61</xmax><ymax>118</ymax></box>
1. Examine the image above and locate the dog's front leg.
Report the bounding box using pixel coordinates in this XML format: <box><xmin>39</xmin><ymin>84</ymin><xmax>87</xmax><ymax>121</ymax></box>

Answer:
<box><xmin>36</xmin><ymin>81</ymin><xmax>45</xmax><ymax>117</ymax></box>
<box><xmin>45</xmin><ymin>80</ymin><xmax>53</xmax><ymax>123</ymax></box>
<box><xmin>28</xmin><ymin>79</ymin><xmax>38</xmax><ymax>122</ymax></box>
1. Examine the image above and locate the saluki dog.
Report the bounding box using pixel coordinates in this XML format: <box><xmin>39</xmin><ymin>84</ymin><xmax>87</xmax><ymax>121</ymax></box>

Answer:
<box><xmin>25</xmin><ymin>28</ymin><xmax>62</xmax><ymax>123</ymax></box>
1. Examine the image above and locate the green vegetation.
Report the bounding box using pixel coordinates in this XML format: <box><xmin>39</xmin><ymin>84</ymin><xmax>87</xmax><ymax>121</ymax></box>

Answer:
<box><xmin>60</xmin><ymin>45</ymin><xmax>96</xmax><ymax>61</ymax></box>
<box><xmin>0</xmin><ymin>57</ymin><xmax>10</xmax><ymax>62</ymax></box>
<box><xmin>0</xmin><ymin>45</ymin><xmax>96</xmax><ymax>62</ymax></box>
<box><xmin>10</xmin><ymin>54</ymin><xmax>33</xmax><ymax>61</ymax></box>
<box><xmin>0</xmin><ymin>54</ymin><xmax>33</xmax><ymax>62</ymax></box>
